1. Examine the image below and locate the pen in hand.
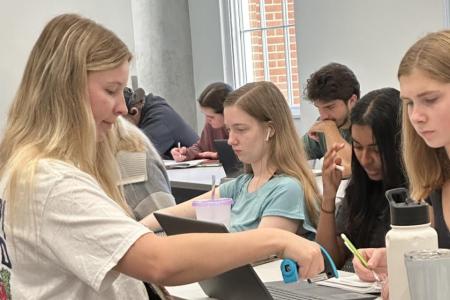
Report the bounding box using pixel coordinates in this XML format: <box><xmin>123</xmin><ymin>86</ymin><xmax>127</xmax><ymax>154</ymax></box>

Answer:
<box><xmin>176</xmin><ymin>142</ymin><xmax>182</xmax><ymax>160</ymax></box>
<box><xmin>340</xmin><ymin>233</ymin><xmax>381</xmax><ymax>282</ymax></box>
<box><xmin>335</xmin><ymin>165</ymin><xmax>344</xmax><ymax>172</ymax></box>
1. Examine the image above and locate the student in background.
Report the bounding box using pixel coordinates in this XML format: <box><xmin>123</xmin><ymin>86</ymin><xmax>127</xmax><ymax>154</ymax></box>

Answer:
<box><xmin>113</xmin><ymin>117</ymin><xmax>176</xmax><ymax>220</ymax></box>
<box><xmin>0</xmin><ymin>14</ymin><xmax>325</xmax><ymax>299</ymax></box>
<box><xmin>354</xmin><ymin>30</ymin><xmax>450</xmax><ymax>299</ymax></box>
<box><xmin>170</xmin><ymin>82</ymin><xmax>232</xmax><ymax>162</ymax></box>
<box><xmin>123</xmin><ymin>86</ymin><xmax>199</xmax><ymax>159</ymax></box>
<box><xmin>303</xmin><ymin>63</ymin><xmax>360</xmax><ymax>176</ymax></box>
<box><xmin>143</xmin><ymin>81</ymin><xmax>322</xmax><ymax>239</ymax></box>
<box><xmin>315</xmin><ymin>88</ymin><xmax>405</xmax><ymax>269</ymax></box>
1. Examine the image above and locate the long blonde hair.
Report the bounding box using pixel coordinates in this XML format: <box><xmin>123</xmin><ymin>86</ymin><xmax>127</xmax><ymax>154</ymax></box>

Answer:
<box><xmin>113</xmin><ymin>117</ymin><xmax>147</xmax><ymax>153</ymax></box>
<box><xmin>398</xmin><ymin>30</ymin><xmax>450</xmax><ymax>200</ymax></box>
<box><xmin>224</xmin><ymin>81</ymin><xmax>322</xmax><ymax>226</ymax></box>
<box><xmin>0</xmin><ymin>14</ymin><xmax>133</xmax><ymax>220</ymax></box>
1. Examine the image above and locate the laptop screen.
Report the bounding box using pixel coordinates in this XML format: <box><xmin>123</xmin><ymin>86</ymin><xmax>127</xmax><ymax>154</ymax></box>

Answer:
<box><xmin>213</xmin><ymin>139</ymin><xmax>243</xmax><ymax>178</ymax></box>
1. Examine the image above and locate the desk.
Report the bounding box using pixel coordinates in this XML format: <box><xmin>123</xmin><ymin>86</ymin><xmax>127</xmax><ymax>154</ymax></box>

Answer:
<box><xmin>166</xmin><ymin>260</ymin><xmax>282</xmax><ymax>299</ymax></box>
<box><xmin>167</xmin><ymin>166</ymin><xmax>226</xmax><ymax>190</ymax></box>
<box><xmin>167</xmin><ymin>166</ymin><xmax>347</xmax><ymax>204</ymax></box>
<box><xmin>167</xmin><ymin>167</ymin><xmax>226</xmax><ymax>203</ymax></box>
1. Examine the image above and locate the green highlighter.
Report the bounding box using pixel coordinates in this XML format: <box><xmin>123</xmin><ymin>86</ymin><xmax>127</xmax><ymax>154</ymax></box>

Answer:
<box><xmin>340</xmin><ymin>233</ymin><xmax>369</xmax><ymax>268</ymax></box>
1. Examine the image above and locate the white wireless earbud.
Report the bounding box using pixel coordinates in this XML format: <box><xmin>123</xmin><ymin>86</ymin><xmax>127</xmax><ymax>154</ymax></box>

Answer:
<box><xmin>265</xmin><ymin>129</ymin><xmax>271</xmax><ymax>142</ymax></box>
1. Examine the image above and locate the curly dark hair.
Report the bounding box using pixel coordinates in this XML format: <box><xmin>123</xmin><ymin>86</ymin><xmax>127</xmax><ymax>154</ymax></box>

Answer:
<box><xmin>305</xmin><ymin>63</ymin><xmax>360</xmax><ymax>103</ymax></box>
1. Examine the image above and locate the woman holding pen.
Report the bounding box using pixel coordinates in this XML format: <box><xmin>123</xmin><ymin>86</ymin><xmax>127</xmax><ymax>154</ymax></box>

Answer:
<box><xmin>315</xmin><ymin>88</ymin><xmax>406</xmax><ymax>269</ymax></box>
<box><xmin>170</xmin><ymin>82</ymin><xmax>232</xmax><ymax>162</ymax></box>
<box><xmin>353</xmin><ymin>29</ymin><xmax>450</xmax><ymax>299</ymax></box>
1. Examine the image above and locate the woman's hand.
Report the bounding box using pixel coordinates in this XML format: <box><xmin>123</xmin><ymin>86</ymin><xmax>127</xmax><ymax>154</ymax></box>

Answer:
<box><xmin>353</xmin><ymin>248</ymin><xmax>389</xmax><ymax>299</ymax></box>
<box><xmin>198</xmin><ymin>151</ymin><xmax>218</xmax><ymax>159</ymax></box>
<box><xmin>280</xmin><ymin>234</ymin><xmax>324</xmax><ymax>279</ymax></box>
<box><xmin>353</xmin><ymin>248</ymin><xmax>387</xmax><ymax>281</ymax></box>
<box><xmin>170</xmin><ymin>147</ymin><xmax>187</xmax><ymax>162</ymax></box>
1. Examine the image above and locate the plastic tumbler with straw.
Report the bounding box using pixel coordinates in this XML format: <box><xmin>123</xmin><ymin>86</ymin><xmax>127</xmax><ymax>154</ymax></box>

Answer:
<box><xmin>192</xmin><ymin>174</ymin><xmax>233</xmax><ymax>227</ymax></box>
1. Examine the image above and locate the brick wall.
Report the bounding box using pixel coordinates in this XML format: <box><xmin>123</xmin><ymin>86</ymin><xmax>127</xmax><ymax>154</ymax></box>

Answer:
<box><xmin>248</xmin><ymin>0</ymin><xmax>300</xmax><ymax>104</ymax></box>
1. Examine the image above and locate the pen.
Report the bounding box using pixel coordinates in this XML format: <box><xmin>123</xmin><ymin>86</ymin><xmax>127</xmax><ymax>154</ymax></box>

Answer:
<box><xmin>211</xmin><ymin>175</ymin><xmax>216</xmax><ymax>200</ymax></box>
<box><xmin>177</xmin><ymin>142</ymin><xmax>181</xmax><ymax>151</ymax></box>
<box><xmin>340</xmin><ymin>233</ymin><xmax>369</xmax><ymax>268</ymax></box>
<box><xmin>335</xmin><ymin>165</ymin><xmax>344</xmax><ymax>172</ymax></box>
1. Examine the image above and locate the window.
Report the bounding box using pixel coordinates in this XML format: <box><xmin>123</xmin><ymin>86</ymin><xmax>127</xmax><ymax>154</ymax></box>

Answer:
<box><xmin>226</xmin><ymin>0</ymin><xmax>301</xmax><ymax>115</ymax></box>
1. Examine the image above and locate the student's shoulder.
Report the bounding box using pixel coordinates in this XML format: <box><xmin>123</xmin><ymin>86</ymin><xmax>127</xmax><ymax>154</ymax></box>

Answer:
<box><xmin>221</xmin><ymin>173</ymin><xmax>251</xmax><ymax>188</ymax></box>
<box><xmin>36</xmin><ymin>159</ymin><xmax>98</xmax><ymax>186</ymax></box>
<box><xmin>38</xmin><ymin>159</ymin><xmax>79</xmax><ymax>174</ymax></box>
<box><xmin>231</xmin><ymin>173</ymin><xmax>252</xmax><ymax>183</ymax></box>
<box><xmin>270</xmin><ymin>175</ymin><xmax>303</xmax><ymax>191</ymax></box>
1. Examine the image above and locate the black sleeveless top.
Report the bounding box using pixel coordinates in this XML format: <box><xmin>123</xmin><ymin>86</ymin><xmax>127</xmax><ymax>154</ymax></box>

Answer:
<box><xmin>426</xmin><ymin>190</ymin><xmax>450</xmax><ymax>249</ymax></box>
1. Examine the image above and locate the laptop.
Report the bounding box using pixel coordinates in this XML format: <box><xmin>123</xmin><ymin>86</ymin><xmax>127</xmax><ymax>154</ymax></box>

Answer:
<box><xmin>213</xmin><ymin>139</ymin><xmax>243</xmax><ymax>178</ymax></box>
<box><xmin>154</xmin><ymin>213</ymin><xmax>377</xmax><ymax>300</ymax></box>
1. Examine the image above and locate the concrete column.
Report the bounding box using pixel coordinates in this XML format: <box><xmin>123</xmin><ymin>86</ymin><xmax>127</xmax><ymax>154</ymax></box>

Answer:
<box><xmin>131</xmin><ymin>0</ymin><xmax>197</xmax><ymax>130</ymax></box>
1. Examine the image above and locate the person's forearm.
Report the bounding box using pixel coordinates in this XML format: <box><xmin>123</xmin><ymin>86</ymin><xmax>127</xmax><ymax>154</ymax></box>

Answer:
<box><xmin>121</xmin><ymin>229</ymin><xmax>288</xmax><ymax>285</ymax></box>
<box><xmin>323</xmin><ymin>131</ymin><xmax>352</xmax><ymax>177</ymax></box>
<box><xmin>160</xmin><ymin>229</ymin><xmax>287</xmax><ymax>285</ymax></box>
<box><xmin>184</xmin><ymin>143</ymin><xmax>201</xmax><ymax>160</ymax></box>
<box><xmin>315</xmin><ymin>196</ymin><xmax>346</xmax><ymax>267</ymax></box>
<box><xmin>185</xmin><ymin>126</ymin><xmax>211</xmax><ymax>160</ymax></box>
<box><xmin>140</xmin><ymin>190</ymin><xmax>215</xmax><ymax>229</ymax></box>
<box><xmin>140</xmin><ymin>199</ymin><xmax>195</xmax><ymax>230</ymax></box>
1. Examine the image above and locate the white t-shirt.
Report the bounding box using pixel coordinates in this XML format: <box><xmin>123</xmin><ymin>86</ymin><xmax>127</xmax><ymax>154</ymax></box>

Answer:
<box><xmin>0</xmin><ymin>159</ymin><xmax>151</xmax><ymax>299</ymax></box>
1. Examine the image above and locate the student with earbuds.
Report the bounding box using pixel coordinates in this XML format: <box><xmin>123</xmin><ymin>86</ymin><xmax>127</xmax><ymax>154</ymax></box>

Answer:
<box><xmin>142</xmin><ymin>81</ymin><xmax>322</xmax><ymax>239</ymax></box>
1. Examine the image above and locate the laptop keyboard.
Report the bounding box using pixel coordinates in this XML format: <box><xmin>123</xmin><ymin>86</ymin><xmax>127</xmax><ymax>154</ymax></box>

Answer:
<box><xmin>266</xmin><ymin>285</ymin><xmax>322</xmax><ymax>300</ymax></box>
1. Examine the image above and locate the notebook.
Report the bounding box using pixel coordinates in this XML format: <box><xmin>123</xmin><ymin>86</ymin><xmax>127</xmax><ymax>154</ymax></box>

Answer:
<box><xmin>213</xmin><ymin>139</ymin><xmax>243</xmax><ymax>178</ymax></box>
<box><xmin>163</xmin><ymin>159</ymin><xmax>207</xmax><ymax>169</ymax></box>
<box><xmin>317</xmin><ymin>273</ymin><xmax>381</xmax><ymax>294</ymax></box>
<box><xmin>153</xmin><ymin>213</ymin><xmax>377</xmax><ymax>300</ymax></box>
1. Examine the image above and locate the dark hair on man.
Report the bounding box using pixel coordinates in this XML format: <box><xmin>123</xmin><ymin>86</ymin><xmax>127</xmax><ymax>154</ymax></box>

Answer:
<box><xmin>197</xmin><ymin>82</ymin><xmax>233</xmax><ymax>114</ymax></box>
<box><xmin>344</xmin><ymin>87</ymin><xmax>406</xmax><ymax>247</ymax></box>
<box><xmin>305</xmin><ymin>63</ymin><xmax>360</xmax><ymax>103</ymax></box>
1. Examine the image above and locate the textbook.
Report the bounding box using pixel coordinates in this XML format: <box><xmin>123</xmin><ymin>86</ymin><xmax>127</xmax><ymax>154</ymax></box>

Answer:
<box><xmin>163</xmin><ymin>159</ymin><xmax>221</xmax><ymax>169</ymax></box>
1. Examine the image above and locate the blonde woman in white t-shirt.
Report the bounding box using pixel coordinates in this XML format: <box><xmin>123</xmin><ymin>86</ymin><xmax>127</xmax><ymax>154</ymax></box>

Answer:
<box><xmin>0</xmin><ymin>14</ymin><xmax>324</xmax><ymax>300</ymax></box>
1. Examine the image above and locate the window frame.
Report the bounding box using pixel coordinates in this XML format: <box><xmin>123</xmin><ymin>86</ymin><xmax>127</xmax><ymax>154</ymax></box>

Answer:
<box><xmin>220</xmin><ymin>0</ymin><xmax>301</xmax><ymax>118</ymax></box>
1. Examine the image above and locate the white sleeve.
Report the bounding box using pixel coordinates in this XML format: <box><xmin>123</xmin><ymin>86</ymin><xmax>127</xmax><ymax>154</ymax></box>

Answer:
<box><xmin>40</xmin><ymin>171</ymin><xmax>150</xmax><ymax>292</ymax></box>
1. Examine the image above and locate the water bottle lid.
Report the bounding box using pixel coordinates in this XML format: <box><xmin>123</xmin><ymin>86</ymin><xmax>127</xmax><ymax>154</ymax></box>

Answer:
<box><xmin>386</xmin><ymin>188</ymin><xmax>430</xmax><ymax>226</ymax></box>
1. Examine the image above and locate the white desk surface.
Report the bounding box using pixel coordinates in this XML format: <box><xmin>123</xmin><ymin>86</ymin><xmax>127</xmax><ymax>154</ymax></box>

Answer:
<box><xmin>166</xmin><ymin>260</ymin><xmax>283</xmax><ymax>299</ymax></box>
<box><xmin>167</xmin><ymin>166</ymin><xmax>227</xmax><ymax>190</ymax></box>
